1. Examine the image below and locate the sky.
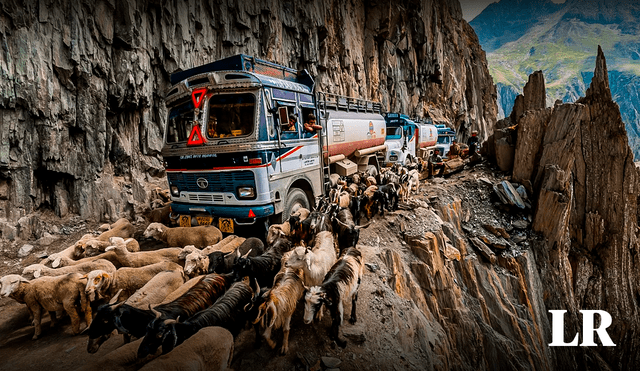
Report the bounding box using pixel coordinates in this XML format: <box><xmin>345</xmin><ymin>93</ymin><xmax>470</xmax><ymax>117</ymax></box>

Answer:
<box><xmin>459</xmin><ymin>0</ymin><xmax>567</xmax><ymax>22</ymax></box>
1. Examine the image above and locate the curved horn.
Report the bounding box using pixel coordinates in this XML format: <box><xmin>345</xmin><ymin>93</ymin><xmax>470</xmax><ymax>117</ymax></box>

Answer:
<box><xmin>334</xmin><ymin>218</ymin><xmax>350</xmax><ymax>229</ymax></box>
<box><xmin>108</xmin><ymin>289</ymin><xmax>123</xmax><ymax>305</ymax></box>
<box><xmin>150</xmin><ymin>304</ymin><xmax>162</xmax><ymax>319</ymax></box>
<box><xmin>252</xmin><ymin>278</ymin><xmax>261</xmax><ymax>300</ymax></box>
<box><xmin>241</xmin><ymin>249</ymin><xmax>253</xmax><ymax>259</ymax></box>
<box><xmin>236</xmin><ymin>248</ymin><xmax>241</xmax><ymax>258</ymax></box>
<box><xmin>355</xmin><ymin>221</ymin><xmax>372</xmax><ymax>230</ymax></box>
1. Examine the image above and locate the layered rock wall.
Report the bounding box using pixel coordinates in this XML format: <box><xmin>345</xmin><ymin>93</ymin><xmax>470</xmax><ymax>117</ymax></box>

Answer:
<box><xmin>496</xmin><ymin>47</ymin><xmax>640</xmax><ymax>369</ymax></box>
<box><xmin>0</xmin><ymin>0</ymin><xmax>497</xmax><ymax>233</ymax></box>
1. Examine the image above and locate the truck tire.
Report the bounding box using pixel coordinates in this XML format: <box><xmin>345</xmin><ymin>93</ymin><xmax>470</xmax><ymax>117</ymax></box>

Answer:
<box><xmin>276</xmin><ymin>188</ymin><xmax>310</xmax><ymax>224</ymax></box>
<box><xmin>284</xmin><ymin>188</ymin><xmax>310</xmax><ymax>220</ymax></box>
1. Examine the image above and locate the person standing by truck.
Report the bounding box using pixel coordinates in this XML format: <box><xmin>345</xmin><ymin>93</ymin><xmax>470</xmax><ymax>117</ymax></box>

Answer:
<box><xmin>448</xmin><ymin>139</ymin><xmax>460</xmax><ymax>159</ymax></box>
<box><xmin>428</xmin><ymin>149</ymin><xmax>446</xmax><ymax>178</ymax></box>
<box><xmin>467</xmin><ymin>130</ymin><xmax>479</xmax><ymax>156</ymax></box>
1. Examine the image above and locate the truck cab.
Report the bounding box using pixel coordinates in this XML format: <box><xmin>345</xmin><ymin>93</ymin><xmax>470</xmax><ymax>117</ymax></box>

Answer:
<box><xmin>435</xmin><ymin>125</ymin><xmax>456</xmax><ymax>157</ymax></box>
<box><xmin>384</xmin><ymin>113</ymin><xmax>437</xmax><ymax>165</ymax></box>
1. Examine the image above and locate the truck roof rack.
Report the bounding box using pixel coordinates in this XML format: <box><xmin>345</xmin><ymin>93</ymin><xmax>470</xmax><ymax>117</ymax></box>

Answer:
<box><xmin>316</xmin><ymin>92</ymin><xmax>382</xmax><ymax>114</ymax></box>
<box><xmin>170</xmin><ymin>54</ymin><xmax>314</xmax><ymax>90</ymax></box>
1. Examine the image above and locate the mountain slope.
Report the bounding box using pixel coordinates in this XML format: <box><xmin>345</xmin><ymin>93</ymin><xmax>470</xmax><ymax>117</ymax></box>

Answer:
<box><xmin>470</xmin><ymin>0</ymin><xmax>640</xmax><ymax>158</ymax></box>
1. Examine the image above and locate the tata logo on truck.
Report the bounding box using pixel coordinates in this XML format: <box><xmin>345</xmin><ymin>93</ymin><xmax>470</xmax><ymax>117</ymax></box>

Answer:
<box><xmin>196</xmin><ymin>178</ymin><xmax>209</xmax><ymax>189</ymax></box>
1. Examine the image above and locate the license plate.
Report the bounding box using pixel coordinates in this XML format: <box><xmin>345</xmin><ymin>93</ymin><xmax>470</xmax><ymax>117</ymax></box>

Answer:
<box><xmin>196</xmin><ymin>216</ymin><xmax>213</xmax><ymax>226</ymax></box>
<box><xmin>179</xmin><ymin>215</ymin><xmax>191</xmax><ymax>228</ymax></box>
<box><xmin>218</xmin><ymin>218</ymin><xmax>234</xmax><ymax>233</ymax></box>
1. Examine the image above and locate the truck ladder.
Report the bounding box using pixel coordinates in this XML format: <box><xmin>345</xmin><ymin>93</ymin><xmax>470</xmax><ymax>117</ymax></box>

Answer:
<box><xmin>317</xmin><ymin>92</ymin><xmax>331</xmax><ymax>196</ymax></box>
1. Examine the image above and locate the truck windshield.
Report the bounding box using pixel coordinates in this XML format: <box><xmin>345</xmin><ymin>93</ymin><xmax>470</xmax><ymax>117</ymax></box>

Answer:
<box><xmin>386</xmin><ymin>126</ymin><xmax>402</xmax><ymax>140</ymax></box>
<box><xmin>206</xmin><ymin>93</ymin><xmax>255</xmax><ymax>138</ymax></box>
<box><xmin>166</xmin><ymin>98</ymin><xmax>195</xmax><ymax>143</ymax></box>
<box><xmin>437</xmin><ymin>136</ymin><xmax>450</xmax><ymax>144</ymax></box>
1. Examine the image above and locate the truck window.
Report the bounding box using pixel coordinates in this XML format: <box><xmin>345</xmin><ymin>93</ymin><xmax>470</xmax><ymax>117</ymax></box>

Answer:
<box><xmin>386</xmin><ymin>126</ymin><xmax>402</xmax><ymax>140</ymax></box>
<box><xmin>206</xmin><ymin>93</ymin><xmax>255</xmax><ymax>138</ymax></box>
<box><xmin>166</xmin><ymin>98</ymin><xmax>195</xmax><ymax>143</ymax></box>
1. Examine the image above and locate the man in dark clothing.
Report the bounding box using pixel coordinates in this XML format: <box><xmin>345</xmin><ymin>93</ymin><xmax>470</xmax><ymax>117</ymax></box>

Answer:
<box><xmin>467</xmin><ymin>130</ymin><xmax>479</xmax><ymax>156</ymax></box>
<box><xmin>448</xmin><ymin>140</ymin><xmax>460</xmax><ymax>159</ymax></box>
<box><xmin>428</xmin><ymin>149</ymin><xmax>446</xmax><ymax>178</ymax></box>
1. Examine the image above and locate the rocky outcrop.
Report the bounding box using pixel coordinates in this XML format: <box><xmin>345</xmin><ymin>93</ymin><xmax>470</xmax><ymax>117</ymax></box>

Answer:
<box><xmin>0</xmin><ymin>0</ymin><xmax>496</xmax><ymax>237</ymax></box>
<box><xmin>494</xmin><ymin>47</ymin><xmax>640</xmax><ymax>369</ymax></box>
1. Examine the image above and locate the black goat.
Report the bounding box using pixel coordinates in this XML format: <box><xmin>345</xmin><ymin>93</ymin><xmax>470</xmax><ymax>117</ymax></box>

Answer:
<box><xmin>377</xmin><ymin>183</ymin><xmax>399</xmax><ymax>212</ymax></box>
<box><xmin>332</xmin><ymin>209</ymin><xmax>371</xmax><ymax>253</ymax></box>
<box><xmin>86</xmin><ymin>292</ymin><xmax>157</xmax><ymax>353</ymax></box>
<box><xmin>161</xmin><ymin>280</ymin><xmax>263</xmax><ymax>353</ymax></box>
<box><xmin>137</xmin><ymin>273</ymin><xmax>235</xmax><ymax>358</ymax></box>
<box><xmin>233</xmin><ymin>250</ymin><xmax>282</xmax><ymax>289</ymax></box>
<box><xmin>303</xmin><ymin>247</ymin><xmax>364</xmax><ymax>348</ymax></box>
<box><xmin>208</xmin><ymin>237</ymin><xmax>265</xmax><ymax>274</ymax></box>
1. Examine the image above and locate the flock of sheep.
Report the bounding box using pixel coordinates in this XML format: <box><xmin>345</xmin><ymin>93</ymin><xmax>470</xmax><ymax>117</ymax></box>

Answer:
<box><xmin>0</xmin><ymin>162</ymin><xmax>425</xmax><ymax>369</ymax></box>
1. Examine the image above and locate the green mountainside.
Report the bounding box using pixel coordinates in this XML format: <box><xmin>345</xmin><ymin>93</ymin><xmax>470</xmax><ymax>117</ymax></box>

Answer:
<box><xmin>470</xmin><ymin>0</ymin><xmax>640</xmax><ymax>158</ymax></box>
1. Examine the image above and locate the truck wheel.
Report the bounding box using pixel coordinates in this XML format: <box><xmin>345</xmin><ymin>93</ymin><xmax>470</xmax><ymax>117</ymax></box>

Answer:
<box><xmin>282</xmin><ymin>188</ymin><xmax>310</xmax><ymax>223</ymax></box>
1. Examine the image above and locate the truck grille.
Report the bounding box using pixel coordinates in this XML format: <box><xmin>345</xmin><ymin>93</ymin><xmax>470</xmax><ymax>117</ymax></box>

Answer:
<box><xmin>188</xmin><ymin>194</ymin><xmax>224</xmax><ymax>202</ymax></box>
<box><xmin>168</xmin><ymin>171</ymin><xmax>255</xmax><ymax>193</ymax></box>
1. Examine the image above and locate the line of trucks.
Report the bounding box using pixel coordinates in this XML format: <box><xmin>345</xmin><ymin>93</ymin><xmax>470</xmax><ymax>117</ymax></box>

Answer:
<box><xmin>161</xmin><ymin>54</ymin><xmax>457</xmax><ymax>234</ymax></box>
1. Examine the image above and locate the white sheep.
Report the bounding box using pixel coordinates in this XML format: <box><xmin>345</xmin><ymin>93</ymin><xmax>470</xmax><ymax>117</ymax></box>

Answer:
<box><xmin>85</xmin><ymin>261</ymin><xmax>183</xmax><ymax>302</ymax></box>
<box><xmin>181</xmin><ymin>236</ymin><xmax>247</xmax><ymax>277</ymax></box>
<box><xmin>408</xmin><ymin>169</ymin><xmax>420</xmax><ymax>194</ymax></box>
<box><xmin>72</xmin><ymin>219</ymin><xmax>136</xmax><ymax>259</ymax></box>
<box><xmin>0</xmin><ymin>273</ymin><xmax>92</xmax><ymax>339</ymax></box>
<box><xmin>143</xmin><ymin>222</ymin><xmax>222</xmax><ymax>248</ymax></box>
<box><xmin>22</xmin><ymin>258</ymin><xmax>116</xmax><ymax>279</ymax></box>
<box><xmin>285</xmin><ymin>231</ymin><xmax>337</xmax><ymax>286</ymax></box>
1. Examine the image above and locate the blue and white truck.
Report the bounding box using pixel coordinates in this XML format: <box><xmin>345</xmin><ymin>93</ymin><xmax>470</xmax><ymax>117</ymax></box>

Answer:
<box><xmin>383</xmin><ymin>113</ymin><xmax>438</xmax><ymax>165</ymax></box>
<box><xmin>161</xmin><ymin>54</ymin><xmax>386</xmax><ymax>234</ymax></box>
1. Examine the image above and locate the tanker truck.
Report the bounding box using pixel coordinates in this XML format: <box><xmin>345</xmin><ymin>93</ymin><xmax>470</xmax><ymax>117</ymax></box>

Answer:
<box><xmin>160</xmin><ymin>54</ymin><xmax>386</xmax><ymax>234</ymax></box>
<box><xmin>383</xmin><ymin>113</ymin><xmax>438</xmax><ymax>166</ymax></box>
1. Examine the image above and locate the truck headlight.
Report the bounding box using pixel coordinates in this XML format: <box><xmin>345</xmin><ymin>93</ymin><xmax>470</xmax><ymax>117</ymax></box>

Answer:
<box><xmin>237</xmin><ymin>186</ymin><xmax>255</xmax><ymax>199</ymax></box>
<box><xmin>170</xmin><ymin>185</ymin><xmax>180</xmax><ymax>197</ymax></box>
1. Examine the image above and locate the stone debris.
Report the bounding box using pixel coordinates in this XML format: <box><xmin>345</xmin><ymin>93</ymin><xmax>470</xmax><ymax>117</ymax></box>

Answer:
<box><xmin>493</xmin><ymin>181</ymin><xmax>525</xmax><ymax>209</ymax></box>
<box><xmin>17</xmin><ymin>244</ymin><xmax>34</xmax><ymax>258</ymax></box>
<box><xmin>512</xmin><ymin>220</ymin><xmax>530</xmax><ymax>230</ymax></box>
<box><xmin>321</xmin><ymin>357</ymin><xmax>342</xmax><ymax>368</ymax></box>
<box><xmin>469</xmin><ymin>237</ymin><xmax>496</xmax><ymax>264</ymax></box>
<box><xmin>36</xmin><ymin>233</ymin><xmax>58</xmax><ymax>246</ymax></box>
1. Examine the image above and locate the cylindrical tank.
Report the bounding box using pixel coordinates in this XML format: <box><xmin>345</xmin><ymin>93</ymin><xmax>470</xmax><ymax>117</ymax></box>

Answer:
<box><xmin>417</xmin><ymin>124</ymin><xmax>438</xmax><ymax>148</ymax></box>
<box><xmin>324</xmin><ymin>110</ymin><xmax>386</xmax><ymax>157</ymax></box>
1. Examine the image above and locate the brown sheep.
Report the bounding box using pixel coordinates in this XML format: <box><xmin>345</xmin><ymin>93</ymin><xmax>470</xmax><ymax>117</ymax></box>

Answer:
<box><xmin>73</xmin><ymin>219</ymin><xmax>136</xmax><ymax>259</ymax></box>
<box><xmin>85</xmin><ymin>261</ymin><xmax>184</xmax><ymax>302</ymax></box>
<box><xmin>143</xmin><ymin>223</ymin><xmax>223</xmax><ymax>248</ymax></box>
<box><xmin>22</xmin><ymin>259</ymin><xmax>116</xmax><ymax>279</ymax></box>
<box><xmin>124</xmin><ymin>270</ymin><xmax>186</xmax><ymax>310</ymax></box>
<box><xmin>0</xmin><ymin>273</ymin><xmax>92</xmax><ymax>339</ymax></box>
<box><xmin>79</xmin><ymin>326</ymin><xmax>233</xmax><ymax>371</ymax></box>
<box><xmin>138</xmin><ymin>326</ymin><xmax>234</xmax><ymax>371</ymax></box>
<box><xmin>104</xmin><ymin>243</ymin><xmax>182</xmax><ymax>268</ymax></box>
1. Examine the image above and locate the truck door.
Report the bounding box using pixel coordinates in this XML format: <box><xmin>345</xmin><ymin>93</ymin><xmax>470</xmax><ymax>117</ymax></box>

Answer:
<box><xmin>276</xmin><ymin>105</ymin><xmax>302</xmax><ymax>173</ymax></box>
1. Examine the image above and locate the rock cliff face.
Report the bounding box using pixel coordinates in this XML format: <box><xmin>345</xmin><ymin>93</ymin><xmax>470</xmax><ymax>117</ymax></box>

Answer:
<box><xmin>0</xmin><ymin>0</ymin><xmax>496</xmax><ymax>234</ymax></box>
<box><xmin>493</xmin><ymin>47</ymin><xmax>640</xmax><ymax>369</ymax></box>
